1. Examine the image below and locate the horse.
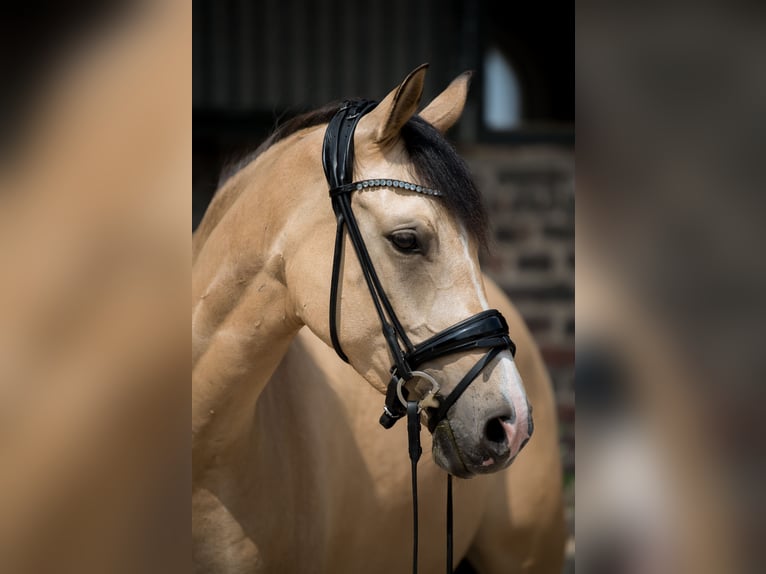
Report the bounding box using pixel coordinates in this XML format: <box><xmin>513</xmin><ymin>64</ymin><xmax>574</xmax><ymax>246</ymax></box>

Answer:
<box><xmin>192</xmin><ymin>64</ymin><xmax>566</xmax><ymax>573</ymax></box>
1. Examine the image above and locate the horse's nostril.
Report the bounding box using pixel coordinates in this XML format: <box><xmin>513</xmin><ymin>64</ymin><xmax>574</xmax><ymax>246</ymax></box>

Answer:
<box><xmin>485</xmin><ymin>416</ymin><xmax>510</xmax><ymax>445</ymax></box>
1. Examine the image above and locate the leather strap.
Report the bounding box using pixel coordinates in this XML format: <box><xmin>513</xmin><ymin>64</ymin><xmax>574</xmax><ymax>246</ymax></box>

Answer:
<box><xmin>324</xmin><ymin>100</ymin><xmax>415</xmax><ymax>371</ymax></box>
<box><xmin>324</xmin><ymin>100</ymin><xmax>377</xmax><ymax>363</ymax></box>
<box><xmin>404</xmin><ymin>309</ymin><xmax>514</xmax><ymax>368</ymax></box>
<box><xmin>322</xmin><ymin>100</ymin><xmax>376</xmax><ymax>190</ymax></box>
<box><xmin>329</xmin><ymin>213</ymin><xmax>350</xmax><ymax>362</ymax></box>
<box><xmin>430</xmin><ymin>346</ymin><xmax>504</xmax><ymax>430</ymax></box>
<box><xmin>406</xmin><ymin>401</ymin><xmax>422</xmax><ymax>573</ymax></box>
<box><xmin>446</xmin><ymin>474</ymin><xmax>453</xmax><ymax>574</ymax></box>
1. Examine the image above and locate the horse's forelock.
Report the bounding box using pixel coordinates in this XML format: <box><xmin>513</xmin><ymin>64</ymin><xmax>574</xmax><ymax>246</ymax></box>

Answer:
<box><xmin>400</xmin><ymin>116</ymin><xmax>488</xmax><ymax>249</ymax></box>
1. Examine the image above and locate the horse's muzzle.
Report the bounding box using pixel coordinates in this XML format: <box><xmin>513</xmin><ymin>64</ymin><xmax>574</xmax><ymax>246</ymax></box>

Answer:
<box><xmin>431</xmin><ymin>405</ymin><xmax>534</xmax><ymax>477</ymax></box>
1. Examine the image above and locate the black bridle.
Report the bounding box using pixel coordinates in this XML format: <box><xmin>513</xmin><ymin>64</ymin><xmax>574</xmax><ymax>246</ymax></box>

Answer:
<box><xmin>322</xmin><ymin>100</ymin><xmax>516</xmax><ymax>573</ymax></box>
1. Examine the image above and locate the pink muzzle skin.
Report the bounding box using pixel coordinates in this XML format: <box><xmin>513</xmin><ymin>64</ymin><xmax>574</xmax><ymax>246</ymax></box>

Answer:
<box><xmin>501</xmin><ymin>416</ymin><xmax>532</xmax><ymax>460</ymax></box>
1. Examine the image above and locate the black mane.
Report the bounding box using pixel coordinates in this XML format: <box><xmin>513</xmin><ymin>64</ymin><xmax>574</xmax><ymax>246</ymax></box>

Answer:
<box><xmin>220</xmin><ymin>99</ymin><xmax>488</xmax><ymax>247</ymax></box>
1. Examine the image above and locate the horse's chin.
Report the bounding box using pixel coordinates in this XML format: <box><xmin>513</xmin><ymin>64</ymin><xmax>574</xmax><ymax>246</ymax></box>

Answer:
<box><xmin>431</xmin><ymin>430</ymin><xmax>474</xmax><ymax>479</ymax></box>
<box><xmin>430</xmin><ymin>419</ymin><xmax>480</xmax><ymax>479</ymax></box>
<box><xmin>431</xmin><ymin>419</ymin><xmax>515</xmax><ymax>478</ymax></box>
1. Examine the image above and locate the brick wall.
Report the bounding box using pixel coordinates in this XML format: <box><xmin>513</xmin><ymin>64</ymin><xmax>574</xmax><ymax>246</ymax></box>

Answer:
<box><xmin>462</xmin><ymin>144</ymin><xmax>575</xmax><ymax>525</ymax></box>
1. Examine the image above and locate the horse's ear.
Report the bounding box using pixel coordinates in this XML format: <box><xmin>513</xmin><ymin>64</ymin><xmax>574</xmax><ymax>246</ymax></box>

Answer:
<box><xmin>362</xmin><ymin>63</ymin><xmax>428</xmax><ymax>145</ymax></box>
<box><xmin>418</xmin><ymin>71</ymin><xmax>472</xmax><ymax>134</ymax></box>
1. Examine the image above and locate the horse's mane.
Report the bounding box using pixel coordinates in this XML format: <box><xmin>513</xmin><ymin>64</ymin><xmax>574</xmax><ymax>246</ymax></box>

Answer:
<box><xmin>194</xmin><ymin>100</ymin><xmax>488</xmax><ymax>257</ymax></box>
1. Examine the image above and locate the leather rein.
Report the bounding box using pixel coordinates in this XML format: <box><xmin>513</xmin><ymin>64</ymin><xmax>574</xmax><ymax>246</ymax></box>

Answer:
<box><xmin>322</xmin><ymin>100</ymin><xmax>516</xmax><ymax>573</ymax></box>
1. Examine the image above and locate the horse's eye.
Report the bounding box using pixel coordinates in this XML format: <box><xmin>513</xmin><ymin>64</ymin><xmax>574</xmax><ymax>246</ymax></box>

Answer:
<box><xmin>388</xmin><ymin>230</ymin><xmax>420</xmax><ymax>253</ymax></box>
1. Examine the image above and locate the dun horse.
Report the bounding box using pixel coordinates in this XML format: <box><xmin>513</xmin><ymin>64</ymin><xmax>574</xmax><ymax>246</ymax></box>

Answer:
<box><xmin>192</xmin><ymin>65</ymin><xmax>565</xmax><ymax>573</ymax></box>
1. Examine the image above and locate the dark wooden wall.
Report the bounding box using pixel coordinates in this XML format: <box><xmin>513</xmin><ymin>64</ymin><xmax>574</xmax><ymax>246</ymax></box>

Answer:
<box><xmin>193</xmin><ymin>0</ymin><xmax>478</xmax><ymax>113</ymax></box>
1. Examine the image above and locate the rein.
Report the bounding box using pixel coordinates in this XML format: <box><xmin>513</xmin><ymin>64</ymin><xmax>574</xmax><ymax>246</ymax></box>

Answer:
<box><xmin>322</xmin><ymin>100</ymin><xmax>516</xmax><ymax>573</ymax></box>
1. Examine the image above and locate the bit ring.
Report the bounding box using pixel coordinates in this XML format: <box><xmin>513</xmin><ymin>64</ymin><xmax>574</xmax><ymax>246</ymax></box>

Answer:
<box><xmin>396</xmin><ymin>370</ymin><xmax>440</xmax><ymax>409</ymax></box>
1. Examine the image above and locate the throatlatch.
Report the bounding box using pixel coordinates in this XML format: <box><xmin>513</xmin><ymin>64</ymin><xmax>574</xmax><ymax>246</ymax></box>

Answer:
<box><xmin>322</xmin><ymin>100</ymin><xmax>517</xmax><ymax>574</ymax></box>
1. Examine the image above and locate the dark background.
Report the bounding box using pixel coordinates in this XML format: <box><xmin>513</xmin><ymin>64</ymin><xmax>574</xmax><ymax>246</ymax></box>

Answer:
<box><xmin>193</xmin><ymin>0</ymin><xmax>574</xmax><ymax>226</ymax></box>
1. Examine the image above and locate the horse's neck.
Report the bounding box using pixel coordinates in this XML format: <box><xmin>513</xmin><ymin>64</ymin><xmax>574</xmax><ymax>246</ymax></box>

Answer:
<box><xmin>192</xmin><ymin>163</ymin><xmax>303</xmax><ymax>472</ymax></box>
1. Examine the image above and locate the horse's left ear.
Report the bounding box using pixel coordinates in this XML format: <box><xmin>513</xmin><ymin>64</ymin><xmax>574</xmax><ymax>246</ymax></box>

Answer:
<box><xmin>362</xmin><ymin>63</ymin><xmax>429</xmax><ymax>145</ymax></box>
<box><xmin>418</xmin><ymin>71</ymin><xmax>472</xmax><ymax>134</ymax></box>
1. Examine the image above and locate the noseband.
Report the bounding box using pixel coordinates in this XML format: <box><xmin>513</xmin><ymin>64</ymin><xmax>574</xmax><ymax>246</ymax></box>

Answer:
<box><xmin>322</xmin><ymin>100</ymin><xmax>517</xmax><ymax>573</ymax></box>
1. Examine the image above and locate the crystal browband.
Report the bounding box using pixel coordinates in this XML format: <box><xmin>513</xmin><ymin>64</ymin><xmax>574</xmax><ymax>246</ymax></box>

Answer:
<box><xmin>329</xmin><ymin>178</ymin><xmax>443</xmax><ymax>198</ymax></box>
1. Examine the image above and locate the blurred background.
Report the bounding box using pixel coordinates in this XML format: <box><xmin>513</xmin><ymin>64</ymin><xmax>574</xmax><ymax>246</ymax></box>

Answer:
<box><xmin>0</xmin><ymin>3</ymin><xmax>189</xmax><ymax>573</ymax></box>
<box><xmin>577</xmin><ymin>2</ymin><xmax>766</xmax><ymax>573</ymax></box>
<box><xmin>192</xmin><ymin>2</ymin><xmax>575</xmax><ymax>566</ymax></box>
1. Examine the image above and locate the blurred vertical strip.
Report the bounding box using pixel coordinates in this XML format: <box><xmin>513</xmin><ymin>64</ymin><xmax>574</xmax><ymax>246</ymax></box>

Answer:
<box><xmin>0</xmin><ymin>1</ymin><xmax>189</xmax><ymax>573</ymax></box>
<box><xmin>578</xmin><ymin>2</ymin><xmax>766</xmax><ymax>572</ymax></box>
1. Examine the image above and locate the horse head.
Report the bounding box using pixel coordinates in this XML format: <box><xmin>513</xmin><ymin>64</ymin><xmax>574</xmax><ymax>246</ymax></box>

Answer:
<box><xmin>268</xmin><ymin>65</ymin><xmax>532</xmax><ymax>478</ymax></box>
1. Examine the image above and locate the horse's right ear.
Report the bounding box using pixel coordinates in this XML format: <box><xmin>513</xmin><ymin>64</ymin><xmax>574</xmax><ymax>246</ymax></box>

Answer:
<box><xmin>418</xmin><ymin>71</ymin><xmax>472</xmax><ymax>134</ymax></box>
<box><xmin>360</xmin><ymin>64</ymin><xmax>429</xmax><ymax>146</ymax></box>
